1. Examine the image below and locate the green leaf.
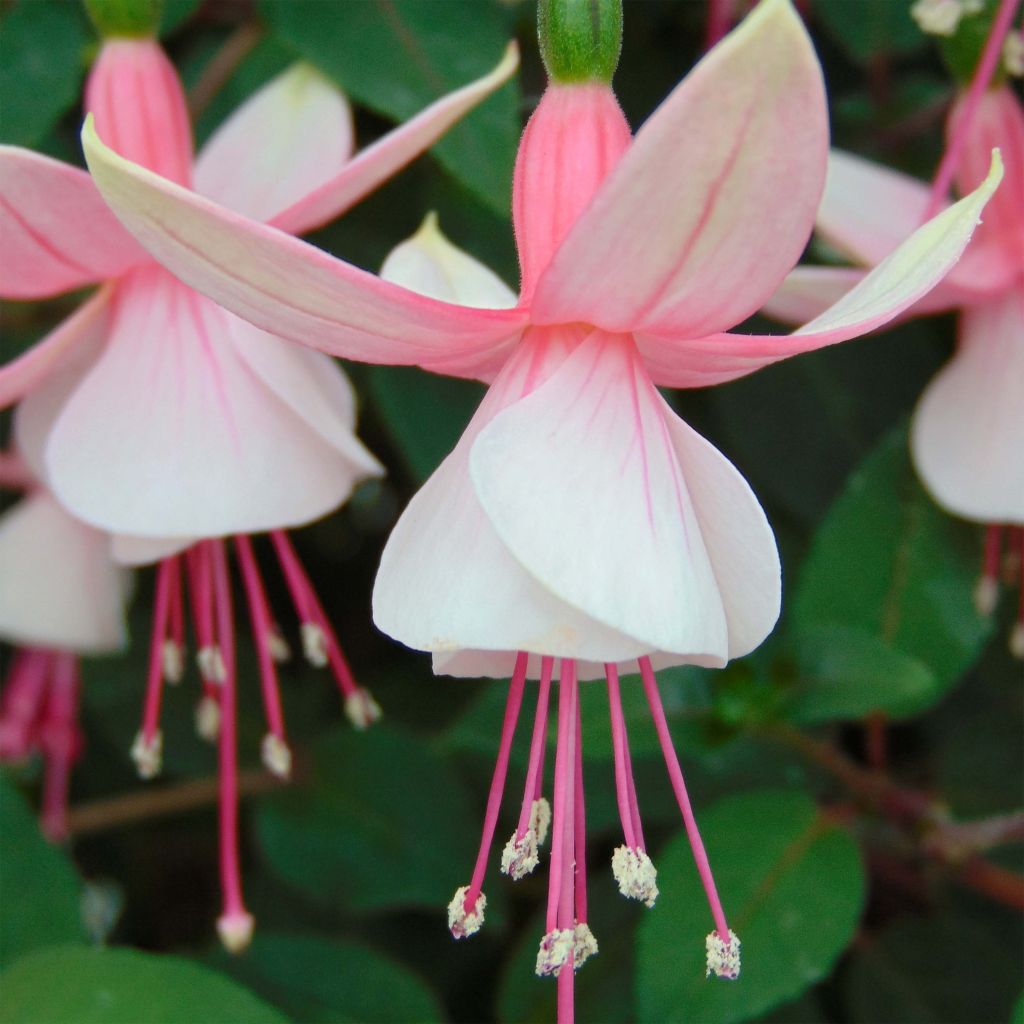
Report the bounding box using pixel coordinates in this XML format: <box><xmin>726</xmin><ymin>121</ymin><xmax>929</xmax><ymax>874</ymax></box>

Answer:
<box><xmin>368</xmin><ymin>366</ymin><xmax>483</xmax><ymax>483</ymax></box>
<box><xmin>0</xmin><ymin>1</ymin><xmax>89</xmax><ymax>148</ymax></box>
<box><xmin>0</xmin><ymin>773</ymin><xmax>83</xmax><ymax>968</ymax></box>
<box><xmin>255</xmin><ymin>723</ymin><xmax>478</xmax><ymax>912</ymax></box>
<box><xmin>636</xmin><ymin>790</ymin><xmax>866</xmax><ymax>1023</ymax></box>
<box><xmin>1012</xmin><ymin>992</ymin><xmax>1024</xmax><ymax>1024</ymax></box>
<box><xmin>210</xmin><ymin>933</ymin><xmax>444</xmax><ymax>1023</ymax></box>
<box><xmin>785</xmin><ymin>625</ymin><xmax>939</xmax><ymax>724</ymax></box>
<box><xmin>813</xmin><ymin>0</ymin><xmax>926</xmax><ymax>65</ymax></box>
<box><xmin>793</xmin><ymin>424</ymin><xmax>992</xmax><ymax>716</ymax></box>
<box><xmin>259</xmin><ymin>0</ymin><xmax>520</xmax><ymax>215</ymax></box>
<box><xmin>844</xmin><ymin>910</ymin><xmax>1023</xmax><ymax>1023</ymax></box>
<box><xmin>160</xmin><ymin>0</ymin><xmax>201</xmax><ymax>35</ymax></box>
<box><xmin>0</xmin><ymin>947</ymin><xmax>289</xmax><ymax>1024</ymax></box>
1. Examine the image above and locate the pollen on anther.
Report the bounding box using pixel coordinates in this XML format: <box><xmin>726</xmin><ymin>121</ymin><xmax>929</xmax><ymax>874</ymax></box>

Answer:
<box><xmin>301</xmin><ymin>622</ymin><xmax>329</xmax><ymax>667</ymax></box>
<box><xmin>535</xmin><ymin>928</ymin><xmax>575</xmax><ymax>977</ymax></box>
<box><xmin>161</xmin><ymin>640</ymin><xmax>184</xmax><ymax>684</ymax></box>
<box><xmin>706</xmin><ymin>929</ymin><xmax>741</xmax><ymax>980</ymax></box>
<box><xmin>447</xmin><ymin>886</ymin><xmax>486</xmax><ymax>939</ymax></box>
<box><xmin>261</xmin><ymin>733</ymin><xmax>292</xmax><ymax>779</ymax></box>
<box><xmin>1010</xmin><ymin>622</ymin><xmax>1024</xmax><ymax>660</ymax></box>
<box><xmin>195</xmin><ymin>695</ymin><xmax>221</xmax><ymax>741</ymax></box>
<box><xmin>267</xmin><ymin>626</ymin><xmax>291</xmax><ymax>663</ymax></box>
<box><xmin>530</xmin><ymin>796</ymin><xmax>552</xmax><ymax>846</ymax></box>
<box><xmin>130</xmin><ymin>729</ymin><xmax>163</xmax><ymax>779</ymax></box>
<box><xmin>344</xmin><ymin>689</ymin><xmax>382</xmax><ymax>729</ymax></box>
<box><xmin>501</xmin><ymin>827</ymin><xmax>539</xmax><ymax>879</ymax></box>
<box><xmin>217</xmin><ymin>911</ymin><xmax>255</xmax><ymax>954</ymax></box>
<box><xmin>612</xmin><ymin>845</ymin><xmax>659</xmax><ymax>907</ymax></box>
<box><xmin>974</xmin><ymin>576</ymin><xmax>999</xmax><ymax>616</ymax></box>
<box><xmin>197</xmin><ymin>645</ymin><xmax>227</xmax><ymax>684</ymax></box>
<box><xmin>574</xmin><ymin>922</ymin><xmax>599</xmax><ymax>969</ymax></box>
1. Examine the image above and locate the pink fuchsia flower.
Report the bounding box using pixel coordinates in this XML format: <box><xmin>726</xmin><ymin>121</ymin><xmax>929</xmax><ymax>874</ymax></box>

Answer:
<box><xmin>763</xmin><ymin>83</ymin><xmax>1023</xmax><ymax>655</ymax></box>
<box><xmin>80</xmin><ymin>0</ymin><xmax>999</xmax><ymax>995</ymax></box>
<box><xmin>0</xmin><ymin>451</ymin><xmax>130</xmax><ymax>842</ymax></box>
<box><xmin>1</xmin><ymin>31</ymin><xmax>517</xmax><ymax>951</ymax></box>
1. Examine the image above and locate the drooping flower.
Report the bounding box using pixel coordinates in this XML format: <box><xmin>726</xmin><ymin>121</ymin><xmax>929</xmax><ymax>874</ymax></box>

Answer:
<box><xmin>0</xmin><ymin>23</ymin><xmax>517</xmax><ymax>950</ymax></box>
<box><xmin>763</xmin><ymin>82</ymin><xmax>1023</xmax><ymax>656</ymax></box>
<box><xmin>0</xmin><ymin>450</ymin><xmax>130</xmax><ymax>842</ymax></box>
<box><xmin>79</xmin><ymin>0</ymin><xmax>1000</xmax><ymax>1004</ymax></box>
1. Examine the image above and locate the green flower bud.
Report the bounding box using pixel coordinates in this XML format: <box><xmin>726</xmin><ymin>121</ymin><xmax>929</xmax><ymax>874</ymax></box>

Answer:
<box><xmin>538</xmin><ymin>0</ymin><xmax>622</xmax><ymax>84</ymax></box>
<box><xmin>84</xmin><ymin>0</ymin><xmax>163</xmax><ymax>38</ymax></box>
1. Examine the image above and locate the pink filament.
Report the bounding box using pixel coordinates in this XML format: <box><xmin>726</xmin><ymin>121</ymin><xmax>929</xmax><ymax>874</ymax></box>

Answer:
<box><xmin>167</xmin><ymin>556</ymin><xmax>184</xmax><ymax>652</ymax></box>
<box><xmin>0</xmin><ymin>651</ymin><xmax>49</xmax><ymax>758</ymax></box>
<box><xmin>639</xmin><ymin>656</ymin><xmax>729</xmax><ymax>939</ymax></box>
<box><xmin>464</xmin><ymin>651</ymin><xmax>529</xmax><ymax>910</ymax></box>
<box><xmin>924</xmin><ymin>0</ymin><xmax>1022</xmax><ymax>219</ymax></box>
<box><xmin>186</xmin><ymin>544</ymin><xmax>220</xmax><ymax>700</ymax></box>
<box><xmin>141</xmin><ymin>558</ymin><xmax>174</xmax><ymax>740</ymax></box>
<box><xmin>573</xmin><ymin>685</ymin><xmax>587</xmax><ymax>923</ymax></box>
<box><xmin>605</xmin><ymin>662</ymin><xmax>645</xmax><ymax>851</ymax></box>
<box><xmin>270</xmin><ymin>530</ymin><xmax>358</xmax><ymax>698</ymax></box>
<box><xmin>984</xmin><ymin>525</ymin><xmax>1004</xmax><ymax>581</ymax></box>
<box><xmin>555</xmin><ymin>660</ymin><xmax>579</xmax><ymax>1024</ymax></box>
<box><xmin>210</xmin><ymin>540</ymin><xmax>246</xmax><ymax>923</ymax></box>
<box><xmin>234</xmin><ymin>536</ymin><xmax>286</xmax><ymax>740</ymax></box>
<box><xmin>40</xmin><ymin>654</ymin><xmax>79</xmax><ymax>842</ymax></box>
<box><xmin>514</xmin><ymin>656</ymin><xmax>555</xmax><ymax>838</ymax></box>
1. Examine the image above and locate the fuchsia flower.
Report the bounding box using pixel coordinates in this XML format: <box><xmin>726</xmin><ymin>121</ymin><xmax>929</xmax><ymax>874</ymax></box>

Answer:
<box><xmin>0</xmin><ymin>32</ymin><xmax>517</xmax><ymax>949</ymax></box>
<box><xmin>0</xmin><ymin>451</ymin><xmax>129</xmax><ymax>842</ymax></box>
<box><xmin>79</xmin><ymin>0</ymin><xmax>999</xmax><ymax>1006</ymax></box>
<box><xmin>763</xmin><ymin>83</ymin><xmax>1023</xmax><ymax>655</ymax></box>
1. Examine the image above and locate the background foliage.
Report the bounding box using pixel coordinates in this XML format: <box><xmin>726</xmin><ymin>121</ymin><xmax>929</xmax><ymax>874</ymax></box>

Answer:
<box><xmin>1</xmin><ymin>1</ymin><xmax>1021</xmax><ymax>1022</ymax></box>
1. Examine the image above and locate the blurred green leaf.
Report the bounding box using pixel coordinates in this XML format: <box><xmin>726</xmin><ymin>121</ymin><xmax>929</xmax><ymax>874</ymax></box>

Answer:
<box><xmin>636</xmin><ymin>790</ymin><xmax>866</xmax><ymax>1023</ymax></box>
<box><xmin>0</xmin><ymin>773</ymin><xmax>83</xmax><ymax>968</ymax></box>
<box><xmin>812</xmin><ymin>0</ymin><xmax>926</xmax><ymax>65</ymax></box>
<box><xmin>259</xmin><ymin>0</ymin><xmax>520</xmax><ymax>215</ymax></box>
<box><xmin>0</xmin><ymin>0</ymin><xmax>89</xmax><ymax>147</ymax></box>
<box><xmin>844</xmin><ymin>910</ymin><xmax>1023</xmax><ymax>1023</ymax></box>
<box><xmin>785</xmin><ymin>625</ymin><xmax>938</xmax><ymax>724</ymax></box>
<box><xmin>210</xmin><ymin>932</ymin><xmax>443</xmax><ymax>1023</ymax></box>
<box><xmin>0</xmin><ymin>946</ymin><xmax>289</xmax><ymax>1023</ymax></box>
<box><xmin>1012</xmin><ymin>992</ymin><xmax>1024</xmax><ymax>1024</ymax></box>
<box><xmin>160</xmin><ymin>0</ymin><xmax>201</xmax><ymax>35</ymax></box>
<box><xmin>793</xmin><ymin>424</ymin><xmax>992</xmax><ymax>715</ymax></box>
<box><xmin>256</xmin><ymin>723</ymin><xmax>478</xmax><ymax>912</ymax></box>
<box><xmin>368</xmin><ymin>367</ymin><xmax>483</xmax><ymax>483</ymax></box>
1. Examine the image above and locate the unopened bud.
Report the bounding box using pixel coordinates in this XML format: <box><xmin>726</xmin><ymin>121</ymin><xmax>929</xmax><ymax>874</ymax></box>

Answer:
<box><xmin>344</xmin><ymin>689</ymin><xmax>382</xmax><ymax>729</ymax></box>
<box><xmin>130</xmin><ymin>729</ymin><xmax>162</xmax><ymax>779</ymax></box>
<box><xmin>261</xmin><ymin>733</ymin><xmax>292</xmax><ymax>779</ymax></box>
<box><xmin>611</xmin><ymin>845</ymin><xmax>659</xmax><ymax>907</ymax></box>
<box><xmin>535</xmin><ymin>928</ymin><xmax>575</xmax><ymax>977</ymax></box>
<box><xmin>217</xmin><ymin>910</ymin><xmax>255</xmax><ymax>954</ymax></box>
<box><xmin>301</xmin><ymin>622</ymin><xmax>329</xmax><ymax>667</ymax></box>
<box><xmin>538</xmin><ymin>0</ymin><xmax>622</xmax><ymax>84</ymax></box>
<box><xmin>448</xmin><ymin>886</ymin><xmax>486</xmax><ymax>939</ymax></box>
<box><xmin>706</xmin><ymin>929</ymin><xmax>741</xmax><ymax>980</ymax></box>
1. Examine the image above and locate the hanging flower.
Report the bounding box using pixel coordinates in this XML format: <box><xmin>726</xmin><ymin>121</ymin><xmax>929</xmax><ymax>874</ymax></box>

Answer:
<box><xmin>0</xmin><ymin>27</ymin><xmax>517</xmax><ymax>951</ymax></box>
<box><xmin>763</xmin><ymin>83</ymin><xmax>1023</xmax><ymax>656</ymax></box>
<box><xmin>0</xmin><ymin>450</ymin><xmax>130</xmax><ymax>842</ymax></box>
<box><xmin>78</xmin><ymin>0</ymin><xmax>1000</xmax><ymax>1003</ymax></box>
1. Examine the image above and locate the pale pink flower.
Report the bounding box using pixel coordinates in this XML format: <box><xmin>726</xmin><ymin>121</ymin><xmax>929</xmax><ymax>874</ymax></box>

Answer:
<box><xmin>78</xmin><ymin>0</ymin><xmax>999</xmax><ymax>998</ymax></box>
<box><xmin>763</xmin><ymin>84</ymin><xmax>1023</xmax><ymax>654</ymax></box>
<box><xmin>1</xmin><ymin>35</ymin><xmax>517</xmax><ymax>950</ymax></box>
<box><xmin>0</xmin><ymin>451</ymin><xmax>129</xmax><ymax>841</ymax></box>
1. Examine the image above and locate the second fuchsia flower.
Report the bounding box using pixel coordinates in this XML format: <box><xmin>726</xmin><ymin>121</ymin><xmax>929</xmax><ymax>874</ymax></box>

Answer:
<box><xmin>0</xmin><ymin>18</ymin><xmax>517</xmax><ymax>950</ymax></box>
<box><xmin>78</xmin><ymin>0</ymin><xmax>1001</xmax><ymax>1013</ymax></box>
